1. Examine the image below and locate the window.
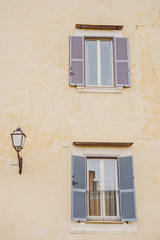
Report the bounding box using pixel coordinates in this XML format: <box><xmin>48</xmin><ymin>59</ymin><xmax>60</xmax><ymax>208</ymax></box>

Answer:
<box><xmin>85</xmin><ymin>39</ymin><xmax>113</xmax><ymax>86</ymax></box>
<box><xmin>71</xmin><ymin>155</ymin><xmax>137</xmax><ymax>223</ymax></box>
<box><xmin>69</xmin><ymin>36</ymin><xmax>131</xmax><ymax>88</ymax></box>
<box><xmin>87</xmin><ymin>158</ymin><xmax>119</xmax><ymax>221</ymax></box>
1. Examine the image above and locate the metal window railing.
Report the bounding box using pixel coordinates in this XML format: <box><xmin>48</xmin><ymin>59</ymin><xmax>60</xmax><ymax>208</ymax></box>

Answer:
<box><xmin>87</xmin><ymin>190</ymin><xmax>119</xmax><ymax>220</ymax></box>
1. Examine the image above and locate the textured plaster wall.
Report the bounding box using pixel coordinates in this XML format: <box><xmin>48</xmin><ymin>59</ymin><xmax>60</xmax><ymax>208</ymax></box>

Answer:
<box><xmin>0</xmin><ymin>0</ymin><xmax>160</xmax><ymax>239</ymax></box>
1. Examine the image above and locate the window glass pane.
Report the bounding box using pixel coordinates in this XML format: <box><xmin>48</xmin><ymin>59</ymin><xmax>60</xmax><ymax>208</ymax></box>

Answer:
<box><xmin>104</xmin><ymin>159</ymin><xmax>116</xmax><ymax>190</ymax></box>
<box><xmin>88</xmin><ymin>160</ymin><xmax>100</xmax><ymax>190</ymax></box>
<box><xmin>85</xmin><ymin>40</ymin><xmax>98</xmax><ymax>85</ymax></box>
<box><xmin>88</xmin><ymin>160</ymin><xmax>100</xmax><ymax>216</ymax></box>
<box><xmin>104</xmin><ymin>159</ymin><xmax>117</xmax><ymax>217</ymax></box>
<box><xmin>100</xmin><ymin>41</ymin><xmax>113</xmax><ymax>86</ymax></box>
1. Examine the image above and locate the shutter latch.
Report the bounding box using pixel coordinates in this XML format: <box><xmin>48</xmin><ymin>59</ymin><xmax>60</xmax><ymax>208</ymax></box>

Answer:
<box><xmin>70</xmin><ymin>67</ymin><xmax>74</xmax><ymax>76</ymax></box>
<box><xmin>72</xmin><ymin>174</ymin><xmax>78</xmax><ymax>186</ymax></box>
<box><xmin>72</xmin><ymin>180</ymin><xmax>78</xmax><ymax>186</ymax></box>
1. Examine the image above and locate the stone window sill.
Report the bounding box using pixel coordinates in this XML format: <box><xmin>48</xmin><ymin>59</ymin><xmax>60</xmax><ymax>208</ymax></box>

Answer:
<box><xmin>71</xmin><ymin>221</ymin><xmax>138</xmax><ymax>234</ymax></box>
<box><xmin>77</xmin><ymin>86</ymin><xmax>123</xmax><ymax>94</ymax></box>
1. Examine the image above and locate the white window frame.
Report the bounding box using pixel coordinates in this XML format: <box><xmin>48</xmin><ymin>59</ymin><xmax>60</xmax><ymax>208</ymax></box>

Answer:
<box><xmin>87</xmin><ymin>157</ymin><xmax>120</xmax><ymax>222</ymax></box>
<box><xmin>85</xmin><ymin>39</ymin><xmax>114</xmax><ymax>87</ymax></box>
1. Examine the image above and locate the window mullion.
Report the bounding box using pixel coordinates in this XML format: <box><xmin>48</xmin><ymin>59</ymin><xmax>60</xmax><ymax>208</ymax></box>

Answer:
<box><xmin>97</xmin><ymin>40</ymin><xmax>101</xmax><ymax>86</ymax></box>
<box><xmin>100</xmin><ymin>160</ymin><xmax>105</xmax><ymax>218</ymax></box>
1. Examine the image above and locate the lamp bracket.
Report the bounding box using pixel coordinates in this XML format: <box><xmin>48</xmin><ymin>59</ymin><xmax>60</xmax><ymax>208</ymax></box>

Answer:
<box><xmin>17</xmin><ymin>152</ymin><xmax>23</xmax><ymax>175</ymax></box>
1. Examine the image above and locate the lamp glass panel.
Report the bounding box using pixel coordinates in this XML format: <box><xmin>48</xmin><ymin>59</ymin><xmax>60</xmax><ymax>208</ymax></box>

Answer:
<box><xmin>12</xmin><ymin>134</ymin><xmax>23</xmax><ymax>147</ymax></box>
<box><xmin>21</xmin><ymin>135</ymin><xmax>25</xmax><ymax>148</ymax></box>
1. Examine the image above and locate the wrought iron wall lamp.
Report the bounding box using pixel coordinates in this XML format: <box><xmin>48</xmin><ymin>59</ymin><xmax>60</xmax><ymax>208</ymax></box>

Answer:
<box><xmin>11</xmin><ymin>128</ymin><xmax>26</xmax><ymax>175</ymax></box>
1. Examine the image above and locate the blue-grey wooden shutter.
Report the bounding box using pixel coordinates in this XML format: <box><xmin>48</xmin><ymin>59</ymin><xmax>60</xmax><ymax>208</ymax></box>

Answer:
<box><xmin>71</xmin><ymin>155</ymin><xmax>86</xmax><ymax>221</ymax></box>
<box><xmin>114</xmin><ymin>37</ymin><xmax>131</xmax><ymax>87</ymax></box>
<box><xmin>118</xmin><ymin>156</ymin><xmax>137</xmax><ymax>222</ymax></box>
<box><xmin>69</xmin><ymin>36</ymin><xmax>85</xmax><ymax>86</ymax></box>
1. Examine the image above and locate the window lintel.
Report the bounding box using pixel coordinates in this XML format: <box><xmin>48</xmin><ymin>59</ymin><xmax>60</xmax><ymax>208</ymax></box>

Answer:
<box><xmin>85</xmin><ymin>36</ymin><xmax>113</xmax><ymax>40</ymax></box>
<box><xmin>75</xmin><ymin>24</ymin><xmax>123</xmax><ymax>30</ymax></box>
<box><xmin>73</xmin><ymin>142</ymin><xmax>133</xmax><ymax>147</ymax></box>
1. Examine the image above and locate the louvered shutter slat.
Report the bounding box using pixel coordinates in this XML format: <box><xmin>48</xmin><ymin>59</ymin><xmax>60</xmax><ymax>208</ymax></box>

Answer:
<box><xmin>114</xmin><ymin>37</ymin><xmax>131</xmax><ymax>87</ymax></box>
<box><xmin>71</xmin><ymin>155</ymin><xmax>86</xmax><ymax>221</ymax></box>
<box><xmin>69</xmin><ymin>36</ymin><xmax>84</xmax><ymax>86</ymax></box>
<box><xmin>118</xmin><ymin>156</ymin><xmax>137</xmax><ymax>222</ymax></box>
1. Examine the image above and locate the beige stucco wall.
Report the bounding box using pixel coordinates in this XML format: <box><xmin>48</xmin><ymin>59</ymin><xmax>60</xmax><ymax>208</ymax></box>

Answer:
<box><xmin>0</xmin><ymin>0</ymin><xmax>160</xmax><ymax>239</ymax></box>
